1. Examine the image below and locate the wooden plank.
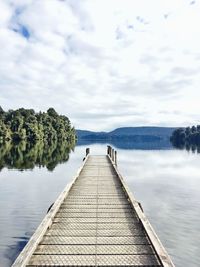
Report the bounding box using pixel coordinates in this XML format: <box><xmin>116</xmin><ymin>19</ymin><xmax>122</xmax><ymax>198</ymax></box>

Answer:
<box><xmin>34</xmin><ymin>244</ymin><xmax>154</xmax><ymax>255</ymax></box>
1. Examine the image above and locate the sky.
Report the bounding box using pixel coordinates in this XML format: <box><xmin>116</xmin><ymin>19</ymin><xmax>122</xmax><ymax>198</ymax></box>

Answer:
<box><xmin>0</xmin><ymin>0</ymin><xmax>200</xmax><ymax>131</ymax></box>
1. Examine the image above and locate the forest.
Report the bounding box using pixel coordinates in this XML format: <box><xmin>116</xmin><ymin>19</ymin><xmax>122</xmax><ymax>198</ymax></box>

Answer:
<box><xmin>170</xmin><ymin>125</ymin><xmax>200</xmax><ymax>151</ymax></box>
<box><xmin>0</xmin><ymin>107</ymin><xmax>76</xmax><ymax>143</ymax></box>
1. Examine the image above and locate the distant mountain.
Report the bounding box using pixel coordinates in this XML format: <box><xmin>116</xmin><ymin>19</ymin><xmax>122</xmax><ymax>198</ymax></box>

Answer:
<box><xmin>108</xmin><ymin>127</ymin><xmax>175</xmax><ymax>137</ymax></box>
<box><xmin>76</xmin><ymin>127</ymin><xmax>175</xmax><ymax>140</ymax></box>
<box><xmin>76</xmin><ymin>130</ymin><xmax>106</xmax><ymax>138</ymax></box>
<box><xmin>76</xmin><ymin>127</ymin><xmax>176</xmax><ymax>150</ymax></box>
<box><xmin>76</xmin><ymin>126</ymin><xmax>176</xmax><ymax>149</ymax></box>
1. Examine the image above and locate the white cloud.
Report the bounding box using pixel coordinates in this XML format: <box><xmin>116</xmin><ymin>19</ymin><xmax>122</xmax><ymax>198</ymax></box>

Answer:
<box><xmin>0</xmin><ymin>0</ymin><xmax>200</xmax><ymax>130</ymax></box>
<box><xmin>0</xmin><ymin>1</ymin><xmax>12</xmax><ymax>27</ymax></box>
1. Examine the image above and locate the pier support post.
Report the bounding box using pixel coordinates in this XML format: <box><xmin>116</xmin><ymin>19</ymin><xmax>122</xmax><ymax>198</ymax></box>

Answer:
<box><xmin>107</xmin><ymin>146</ymin><xmax>117</xmax><ymax>165</ymax></box>
<box><xmin>86</xmin><ymin>148</ymin><xmax>90</xmax><ymax>157</ymax></box>
<box><xmin>115</xmin><ymin>150</ymin><xmax>117</xmax><ymax>166</ymax></box>
<box><xmin>110</xmin><ymin>147</ymin><xmax>112</xmax><ymax>160</ymax></box>
<box><xmin>107</xmin><ymin>145</ymin><xmax>111</xmax><ymax>157</ymax></box>
<box><xmin>112</xmin><ymin>148</ymin><xmax>114</xmax><ymax>162</ymax></box>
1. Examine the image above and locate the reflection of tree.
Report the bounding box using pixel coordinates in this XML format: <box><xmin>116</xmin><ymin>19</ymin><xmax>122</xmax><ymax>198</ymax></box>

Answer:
<box><xmin>5</xmin><ymin>236</ymin><xmax>29</xmax><ymax>267</ymax></box>
<box><xmin>0</xmin><ymin>140</ymin><xmax>75</xmax><ymax>171</ymax></box>
<box><xmin>170</xmin><ymin>126</ymin><xmax>200</xmax><ymax>153</ymax></box>
<box><xmin>171</xmin><ymin>141</ymin><xmax>200</xmax><ymax>154</ymax></box>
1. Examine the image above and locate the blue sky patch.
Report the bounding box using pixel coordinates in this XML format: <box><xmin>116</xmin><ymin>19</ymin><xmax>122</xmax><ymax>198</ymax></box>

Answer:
<box><xmin>13</xmin><ymin>24</ymin><xmax>30</xmax><ymax>39</ymax></box>
<box><xmin>20</xmin><ymin>25</ymin><xmax>30</xmax><ymax>39</ymax></box>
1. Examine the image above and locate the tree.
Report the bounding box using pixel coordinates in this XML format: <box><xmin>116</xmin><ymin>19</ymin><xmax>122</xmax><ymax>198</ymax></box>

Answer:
<box><xmin>191</xmin><ymin>126</ymin><xmax>196</xmax><ymax>133</ymax></box>
<box><xmin>0</xmin><ymin>121</ymin><xmax>11</xmax><ymax>142</ymax></box>
<box><xmin>47</xmin><ymin>108</ymin><xmax>58</xmax><ymax>118</ymax></box>
<box><xmin>0</xmin><ymin>106</ymin><xmax>4</xmax><ymax>115</ymax></box>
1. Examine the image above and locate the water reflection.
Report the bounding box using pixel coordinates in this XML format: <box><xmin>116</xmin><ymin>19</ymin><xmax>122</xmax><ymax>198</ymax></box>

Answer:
<box><xmin>77</xmin><ymin>138</ymin><xmax>173</xmax><ymax>150</ymax></box>
<box><xmin>0</xmin><ymin>140</ymin><xmax>75</xmax><ymax>171</ymax></box>
<box><xmin>116</xmin><ymin>148</ymin><xmax>200</xmax><ymax>267</ymax></box>
<box><xmin>171</xmin><ymin>141</ymin><xmax>200</xmax><ymax>154</ymax></box>
<box><xmin>5</xmin><ymin>237</ymin><xmax>29</xmax><ymax>267</ymax></box>
<box><xmin>0</xmin><ymin>142</ymin><xmax>200</xmax><ymax>267</ymax></box>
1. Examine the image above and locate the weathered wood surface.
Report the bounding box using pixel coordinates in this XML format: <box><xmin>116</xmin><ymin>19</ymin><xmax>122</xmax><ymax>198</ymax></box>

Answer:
<box><xmin>12</xmin><ymin>149</ymin><xmax>174</xmax><ymax>267</ymax></box>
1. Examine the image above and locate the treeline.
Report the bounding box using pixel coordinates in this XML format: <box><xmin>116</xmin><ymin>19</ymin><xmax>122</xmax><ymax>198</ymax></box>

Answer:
<box><xmin>0</xmin><ymin>107</ymin><xmax>76</xmax><ymax>143</ymax></box>
<box><xmin>170</xmin><ymin>125</ymin><xmax>200</xmax><ymax>147</ymax></box>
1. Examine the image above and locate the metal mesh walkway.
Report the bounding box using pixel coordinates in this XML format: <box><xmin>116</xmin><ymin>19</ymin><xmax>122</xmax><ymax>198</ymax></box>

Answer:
<box><xmin>26</xmin><ymin>156</ymin><xmax>161</xmax><ymax>266</ymax></box>
<box><xmin>12</xmin><ymin>150</ymin><xmax>174</xmax><ymax>267</ymax></box>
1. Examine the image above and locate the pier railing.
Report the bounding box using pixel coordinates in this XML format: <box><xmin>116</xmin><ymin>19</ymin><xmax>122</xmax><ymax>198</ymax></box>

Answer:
<box><xmin>107</xmin><ymin>145</ymin><xmax>117</xmax><ymax>166</ymax></box>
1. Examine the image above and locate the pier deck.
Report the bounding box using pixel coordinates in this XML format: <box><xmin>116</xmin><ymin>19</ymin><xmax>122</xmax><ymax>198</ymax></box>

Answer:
<box><xmin>12</xmin><ymin>148</ymin><xmax>174</xmax><ymax>267</ymax></box>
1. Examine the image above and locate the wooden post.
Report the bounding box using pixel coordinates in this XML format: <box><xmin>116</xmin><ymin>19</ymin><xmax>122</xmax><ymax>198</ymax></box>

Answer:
<box><xmin>109</xmin><ymin>146</ymin><xmax>112</xmax><ymax>159</ymax></box>
<box><xmin>86</xmin><ymin>148</ymin><xmax>90</xmax><ymax>156</ymax></box>
<box><xmin>112</xmin><ymin>148</ymin><xmax>114</xmax><ymax>162</ymax></box>
<box><xmin>107</xmin><ymin>145</ymin><xmax>111</xmax><ymax>156</ymax></box>
<box><xmin>115</xmin><ymin>150</ymin><xmax>117</xmax><ymax>166</ymax></box>
<box><xmin>109</xmin><ymin>146</ymin><xmax>112</xmax><ymax>158</ymax></box>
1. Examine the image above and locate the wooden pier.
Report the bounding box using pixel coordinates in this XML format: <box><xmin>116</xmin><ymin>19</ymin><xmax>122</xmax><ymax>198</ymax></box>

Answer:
<box><xmin>12</xmin><ymin>146</ymin><xmax>174</xmax><ymax>267</ymax></box>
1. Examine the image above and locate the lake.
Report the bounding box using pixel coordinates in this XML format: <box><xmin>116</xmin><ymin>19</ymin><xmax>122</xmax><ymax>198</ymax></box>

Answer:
<box><xmin>0</xmin><ymin>141</ymin><xmax>200</xmax><ymax>266</ymax></box>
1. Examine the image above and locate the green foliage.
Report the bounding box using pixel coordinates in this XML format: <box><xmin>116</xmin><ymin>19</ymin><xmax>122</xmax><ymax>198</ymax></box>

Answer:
<box><xmin>0</xmin><ymin>106</ymin><xmax>5</xmax><ymax>115</ymax></box>
<box><xmin>0</xmin><ymin>107</ymin><xmax>76</xmax><ymax>144</ymax></box>
<box><xmin>170</xmin><ymin>125</ymin><xmax>200</xmax><ymax>152</ymax></box>
<box><xmin>0</xmin><ymin>120</ymin><xmax>11</xmax><ymax>142</ymax></box>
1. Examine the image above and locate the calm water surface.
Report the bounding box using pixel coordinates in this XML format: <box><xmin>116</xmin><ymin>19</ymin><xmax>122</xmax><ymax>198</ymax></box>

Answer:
<box><xmin>0</xmin><ymin>143</ymin><xmax>200</xmax><ymax>267</ymax></box>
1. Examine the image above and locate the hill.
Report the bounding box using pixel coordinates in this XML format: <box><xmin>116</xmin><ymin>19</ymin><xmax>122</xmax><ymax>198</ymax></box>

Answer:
<box><xmin>76</xmin><ymin>130</ymin><xmax>106</xmax><ymax>138</ymax></box>
<box><xmin>109</xmin><ymin>127</ymin><xmax>175</xmax><ymax>137</ymax></box>
<box><xmin>76</xmin><ymin>127</ymin><xmax>175</xmax><ymax>150</ymax></box>
<box><xmin>76</xmin><ymin>127</ymin><xmax>175</xmax><ymax>140</ymax></box>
